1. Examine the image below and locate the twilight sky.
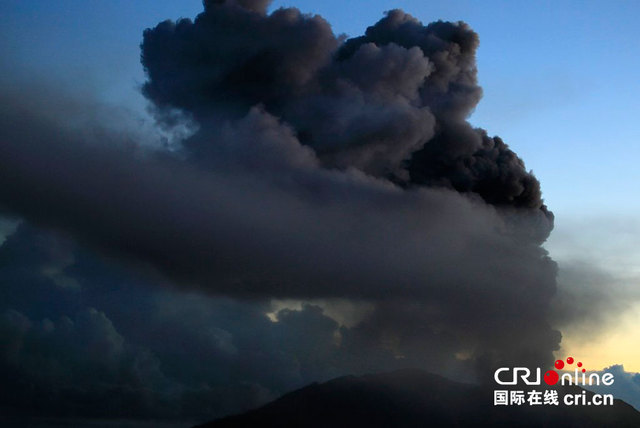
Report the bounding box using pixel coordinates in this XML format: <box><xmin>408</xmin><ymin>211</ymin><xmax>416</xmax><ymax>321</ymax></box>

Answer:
<box><xmin>1</xmin><ymin>0</ymin><xmax>640</xmax><ymax>425</ymax></box>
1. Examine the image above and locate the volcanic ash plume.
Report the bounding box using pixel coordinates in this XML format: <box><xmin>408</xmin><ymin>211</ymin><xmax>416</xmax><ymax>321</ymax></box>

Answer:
<box><xmin>0</xmin><ymin>0</ymin><xmax>558</xmax><ymax>378</ymax></box>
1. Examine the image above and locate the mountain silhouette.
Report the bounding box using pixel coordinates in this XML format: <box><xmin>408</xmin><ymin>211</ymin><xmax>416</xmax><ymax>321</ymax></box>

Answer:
<box><xmin>195</xmin><ymin>369</ymin><xmax>640</xmax><ymax>427</ymax></box>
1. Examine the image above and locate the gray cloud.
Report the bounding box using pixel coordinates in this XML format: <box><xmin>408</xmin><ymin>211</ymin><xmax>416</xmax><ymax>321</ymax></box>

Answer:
<box><xmin>0</xmin><ymin>0</ymin><xmax>563</xmax><ymax>422</ymax></box>
<box><xmin>0</xmin><ymin>223</ymin><xmax>555</xmax><ymax>424</ymax></box>
<box><xmin>0</xmin><ymin>83</ymin><xmax>557</xmax><ymax>368</ymax></box>
<box><xmin>584</xmin><ymin>365</ymin><xmax>640</xmax><ymax>412</ymax></box>
<box><xmin>141</xmin><ymin>5</ymin><xmax>553</xmax><ymax>223</ymax></box>
<box><xmin>547</xmin><ymin>216</ymin><xmax>640</xmax><ymax>343</ymax></box>
<box><xmin>551</xmin><ymin>261</ymin><xmax>635</xmax><ymax>337</ymax></box>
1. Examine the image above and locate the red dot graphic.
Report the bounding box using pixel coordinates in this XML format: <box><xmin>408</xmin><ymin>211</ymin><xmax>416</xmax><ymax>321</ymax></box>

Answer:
<box><xmin>544</xmin><ymin>370</ymin><xmax>559</xmax><ymax>386</ymax></box>
<box><xmin>577</xmin><ymin>362</ymin><xmax>583</xmax><ymax>367</ymax></box>
<box><xmin>555</xmin><ymin>360</ymin><xmax>565</xmax><ymax>370</ymax></box>
<box><xmin>566</xmin><ymin>357</ymin><xmax>574</xmax><ymax>364</ymax></box>
<box><xmin>582</xmin><ymin>369</ymin><xmax>586</xmax><ymax>373</ymax></box>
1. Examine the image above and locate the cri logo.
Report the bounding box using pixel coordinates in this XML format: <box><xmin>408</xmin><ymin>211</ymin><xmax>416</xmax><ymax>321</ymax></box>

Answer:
<box><xmin>495</xmin><ymin>356</ymin><xmax>596</xmax><ymax>386</ymax></box>
<box><xmin>543</xmin><ymin>357</ymin><xmax>584</xmax><ymax>385</ymax></box>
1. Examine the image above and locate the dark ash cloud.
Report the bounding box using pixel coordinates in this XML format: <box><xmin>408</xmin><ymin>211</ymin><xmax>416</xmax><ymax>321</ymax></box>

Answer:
<box><xmin>0</xmin><ymin>223</ymin><xmax>557</xmax><ymax>424</ymax></box>
<box><xmin>141</xmin><ymin>5</ymin><xmax>553</xmax><ymax>226</ymax></box>
<box><xmin>0</xmin><ymin>0</ymin><xmax>563</xmax><ymax>422</ymax></box>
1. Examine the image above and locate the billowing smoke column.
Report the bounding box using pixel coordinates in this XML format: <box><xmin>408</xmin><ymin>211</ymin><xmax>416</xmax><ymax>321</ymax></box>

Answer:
<box><xmin>0</xmin><ymin>0</ymin><xmax>559</xmax><ymax>379</ymax></box>
<box><xmin>142</xmin><ymin>2</ymin><xmax>551</xmax><ymax>231</ymax></box>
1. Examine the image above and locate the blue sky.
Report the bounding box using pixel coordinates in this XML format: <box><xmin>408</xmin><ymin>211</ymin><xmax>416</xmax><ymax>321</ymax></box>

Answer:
<box><xmin>3</xmin><ymin>0</ymin><xmax>640</xmax><ymax>217</ymax></box>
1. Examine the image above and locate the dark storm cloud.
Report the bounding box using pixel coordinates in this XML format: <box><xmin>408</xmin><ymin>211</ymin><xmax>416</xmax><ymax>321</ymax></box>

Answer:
<box><xmin>0</xmin><ymin>223</ymin><xmax>559</xmax><ymax>424</ymax></box>
<box><xmin>0</xmin><ymin>224</ymin><xmax>406</xmax><ymax>422</ymax></box>
<box><xmin>0</xmin><ymin>1</ymin><xmax>561</xmax><ymax>414</ymax></box>
<box><xmin>0</xmin><ymin>224</ymin><xmax>324</xmax><ymax>421</ymax></box>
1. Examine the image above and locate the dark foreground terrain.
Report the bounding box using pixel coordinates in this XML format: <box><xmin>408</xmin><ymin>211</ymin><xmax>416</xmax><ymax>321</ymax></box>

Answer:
<box><xmin>195</xmin><ymin>369</ymin><xmax>640</xmax><ymax>427</ymax></box>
